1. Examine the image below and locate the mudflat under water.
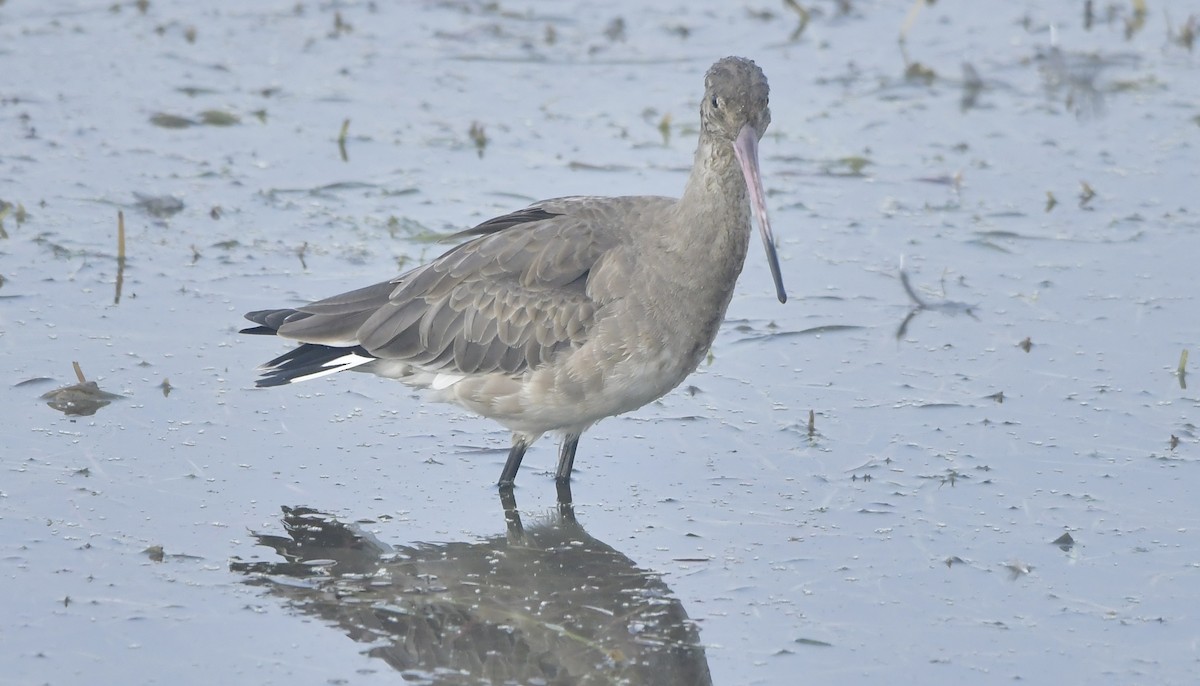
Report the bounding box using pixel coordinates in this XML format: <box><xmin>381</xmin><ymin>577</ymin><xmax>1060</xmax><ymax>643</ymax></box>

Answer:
<box><xmin>2</xmin><ymin>1</ymin><xmax>1198</xmax><ymax>684</ymax></box>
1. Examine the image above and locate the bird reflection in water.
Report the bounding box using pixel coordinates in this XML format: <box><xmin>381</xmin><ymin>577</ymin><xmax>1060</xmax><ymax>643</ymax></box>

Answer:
<box><xmin>231</xmin><ymin>484</ymin><xmax>712</xmax><ymax>685</ymax></box>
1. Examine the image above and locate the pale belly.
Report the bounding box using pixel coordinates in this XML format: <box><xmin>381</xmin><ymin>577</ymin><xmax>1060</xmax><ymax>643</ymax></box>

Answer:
<box><xmin>436</xmin><ymin>332</ymin><xmax>701</xmax><ymax>437</ymax></box>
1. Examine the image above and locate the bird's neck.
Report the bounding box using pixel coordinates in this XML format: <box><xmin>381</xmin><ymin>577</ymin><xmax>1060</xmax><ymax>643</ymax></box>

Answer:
<box><xmin>675</xmin><ymin>134</ymin><xmax>752</xmax><ymax>251</ymax></box>
<box><xmin>627</xmin><ymin>133</ymin><xmax>752</xmax><ymax>369</ymax></box>
<box><xmin>639</xmin><ymin>131</ymin><xmax>752</xmax><ymax>321</ymax></box>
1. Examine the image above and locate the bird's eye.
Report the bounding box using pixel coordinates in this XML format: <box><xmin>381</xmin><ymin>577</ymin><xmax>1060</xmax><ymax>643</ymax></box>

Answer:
<box><xmin>710</xmin><ymin>95</ymin><xmax>720</xmax><ymax>109</ymax></box>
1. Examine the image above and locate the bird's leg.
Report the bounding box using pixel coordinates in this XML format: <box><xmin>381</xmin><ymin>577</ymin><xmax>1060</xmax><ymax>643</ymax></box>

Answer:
<box><xmin>554</xmin><ymin>433</ymin><xmax>581</xmax><ymax>483</ymax></box>
<box><xmin>498</xmin><ymin>434</ymin><xmax>528</xmax><ymax>487</ymax></box>
<box><xmin>498</xmin><ymin>483</ymin><xmax>525</xmax><ymax>542</ymax></box>
<box><xmin>555</xmin><ymin>478</ymin><xmax>575</xmax><ymax>522</ymax></box>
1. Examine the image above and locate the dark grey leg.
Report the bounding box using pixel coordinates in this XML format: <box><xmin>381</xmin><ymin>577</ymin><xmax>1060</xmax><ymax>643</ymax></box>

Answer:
<box><xmin>555</xmin><ymin>478</ymin><xmax>575</xmax><ymax>519</ymax></box>
<box><xmin>554</xmin><ymin>433</ymin><xmax>581</xmax><ymax>482</ymax></box>
<box><xmin>498</xmin><ymin>483</ymin><xmax>525</xmax><ymax>542</ymax></box>
<box><xmin>499</xmin><ymin>435</ymin><xmax>528</xmax><ymax>487</ymax></box>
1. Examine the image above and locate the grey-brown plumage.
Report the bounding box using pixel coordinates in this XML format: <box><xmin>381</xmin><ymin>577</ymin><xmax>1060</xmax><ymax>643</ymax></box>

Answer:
<box><xmin>243</xmin><ymin>56</ymin><xmax>786</xmax><ymax>487</ymax></box>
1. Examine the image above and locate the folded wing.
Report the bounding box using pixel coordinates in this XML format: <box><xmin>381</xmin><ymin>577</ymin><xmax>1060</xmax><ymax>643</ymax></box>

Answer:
<box><xmin>245</xmin><ymin>198</ymin><xmax>629</xmax><ymax>378</ymax></box>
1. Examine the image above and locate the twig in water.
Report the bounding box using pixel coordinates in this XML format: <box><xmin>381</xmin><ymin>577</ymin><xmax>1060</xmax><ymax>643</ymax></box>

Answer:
<box><xmin>338</xmin><ymin>118</ymin><xmax>350</xmax><ymax>162</ymax></box>
<box><xmin>115</xmin><ymin>211</ymin><xmax>127</xmax><ymax>305</ymax></box>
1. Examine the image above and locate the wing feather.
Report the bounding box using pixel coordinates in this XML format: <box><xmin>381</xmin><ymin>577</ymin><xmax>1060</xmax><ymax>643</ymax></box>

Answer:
<box><xmin>249</xmin><ymin>196</ymin><xmax>672</xmax><ymax>379</ymax></box>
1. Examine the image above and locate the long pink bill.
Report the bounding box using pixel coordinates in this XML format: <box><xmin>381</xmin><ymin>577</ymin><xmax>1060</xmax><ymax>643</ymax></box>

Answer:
<box><xmin>733</xmin><ymin>123</ymin><xmax>787</xmax><ymax>304</ymax></box>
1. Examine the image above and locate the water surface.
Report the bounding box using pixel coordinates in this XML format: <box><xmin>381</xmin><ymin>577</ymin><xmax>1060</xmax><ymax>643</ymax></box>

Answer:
<box><xmin>2</xmin><ymin>1</ymin><xmax>1198</xmax><ymax>684</ymax></box>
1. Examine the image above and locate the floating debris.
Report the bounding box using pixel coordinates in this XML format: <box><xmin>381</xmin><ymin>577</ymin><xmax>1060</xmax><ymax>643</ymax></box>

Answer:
<box><xmin>160</xmin><ymin>378</ymin><xmax>173</xmax><ymax>397</ymax></box>
<box><xmin>1019</xmin><ymin>337</ymin><xmax>1033</xmax><ymax>352</ymax></box>
<box><xmin>331</xmin><ymin>10</ymin><xmax>352</xmax><ymax>37</ymax></box>
<box><xmin>149</xmin><ymin>112</ymin><xmax>196</xmax><ymax>129</ymax></box>
<box><xmin>150</xmin><ymin>110</ymin><xmax>240</xmax><ymax>128</ymax></box>
<box><xmin>905</xmin><ymin>61</ymin><xmax>937</xmax><ymax>85</ymax></box>
<box><xmin>1045</xmin><ymin>191</ymin><xmax>1058</xmax><ymax>212</ymax></box>
<box><xmin>144</xmin><ymin>545</ymin><xmax>165</xmax><ymax>562</ymax></box>
<box><xmin>1004</xmin><ymin>560</ymin><xmax>1033</xmax><ymax>580</ymax></box>
<box><xmin>0</xmin><ymin>199</ymin><xmax>28</xmax><ymax>238</ymax></box>
<box><xmin>657</xmin><ymin>112</ymin><xmax>672</xmax><ymax>146</ymax></box>
<box><xmin>1125</xmin><ymin>0</ymin><xmax>1148</xmax><ymax>40</ymax></box>
<box><xmin>175</xmin><ymin>85</ymin><xmax>221</xmax><ymax>97</ymax></box>
<box><xmin>1079</xmin><ymin>181</ymin><xmax>1096</xmax><ymax>208</ymax></box>
<box><xmin>1052</xmin><ymin>532</ymin><xmax>1075</xmax><ymax>551</ymax></box>
<box><xmin>1169</xmin><ymin>434</ymin><xmax>1180</xmax><ymax>450</ymax></box>
<box><xmin>14</xmin><ymin>376</ymin><xmax>55</xmax><ymax>387</ymax></box>
<box><xmin>134</xmin><ymin>192</ymin><xmax>184</xmax><ymax>218</ymax></box>
<box><xmin>41</xmin><ymin>362</ymin><xmax>123</xmax><ymax>417</ymax></box>
<box><xmin>823</xmin><ymin>155</ymin><xmax>871</xmax><ymax>177</ymax></box>
<box><xmin>1177</xmin><ymin>349</ymin><xmax>1188</xmax><ymax>389</ymax></box>
<box><xmin>468</xmin><ymin>121</ymin><xmax>488</xmax><ymax>158</ymax></box>
<box><xmin>262</xmin><ymin>180</ymin><xmax>379</xmax><ymax>203</ymax></box>
<box><xmin>199</xmin><ymin>110</ymin><xmax>238</xmax><ymax>126</ymax></box>
<box><xmin>1167</xmin><ymin>13</ymin><xmax>1197</xmax><ymax>52</ymax></box>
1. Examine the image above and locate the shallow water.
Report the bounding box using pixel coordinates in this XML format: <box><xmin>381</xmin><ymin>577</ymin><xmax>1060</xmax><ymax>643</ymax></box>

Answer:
<box><xmin>2</xmin><ymin>1</ymin><xmax>1198</xmax><ymax>684</ymax></box>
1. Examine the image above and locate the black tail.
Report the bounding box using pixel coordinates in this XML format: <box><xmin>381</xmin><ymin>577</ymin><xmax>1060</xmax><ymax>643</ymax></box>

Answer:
<box><xmin>242</xmin><ymin>308</ymin><xmax>375</xmax><ymax>387</ymax></box>
<box><xmin>254</xmin><ymin>343</ymin><xmax>374</xmax><ymax>387</ymax></box>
